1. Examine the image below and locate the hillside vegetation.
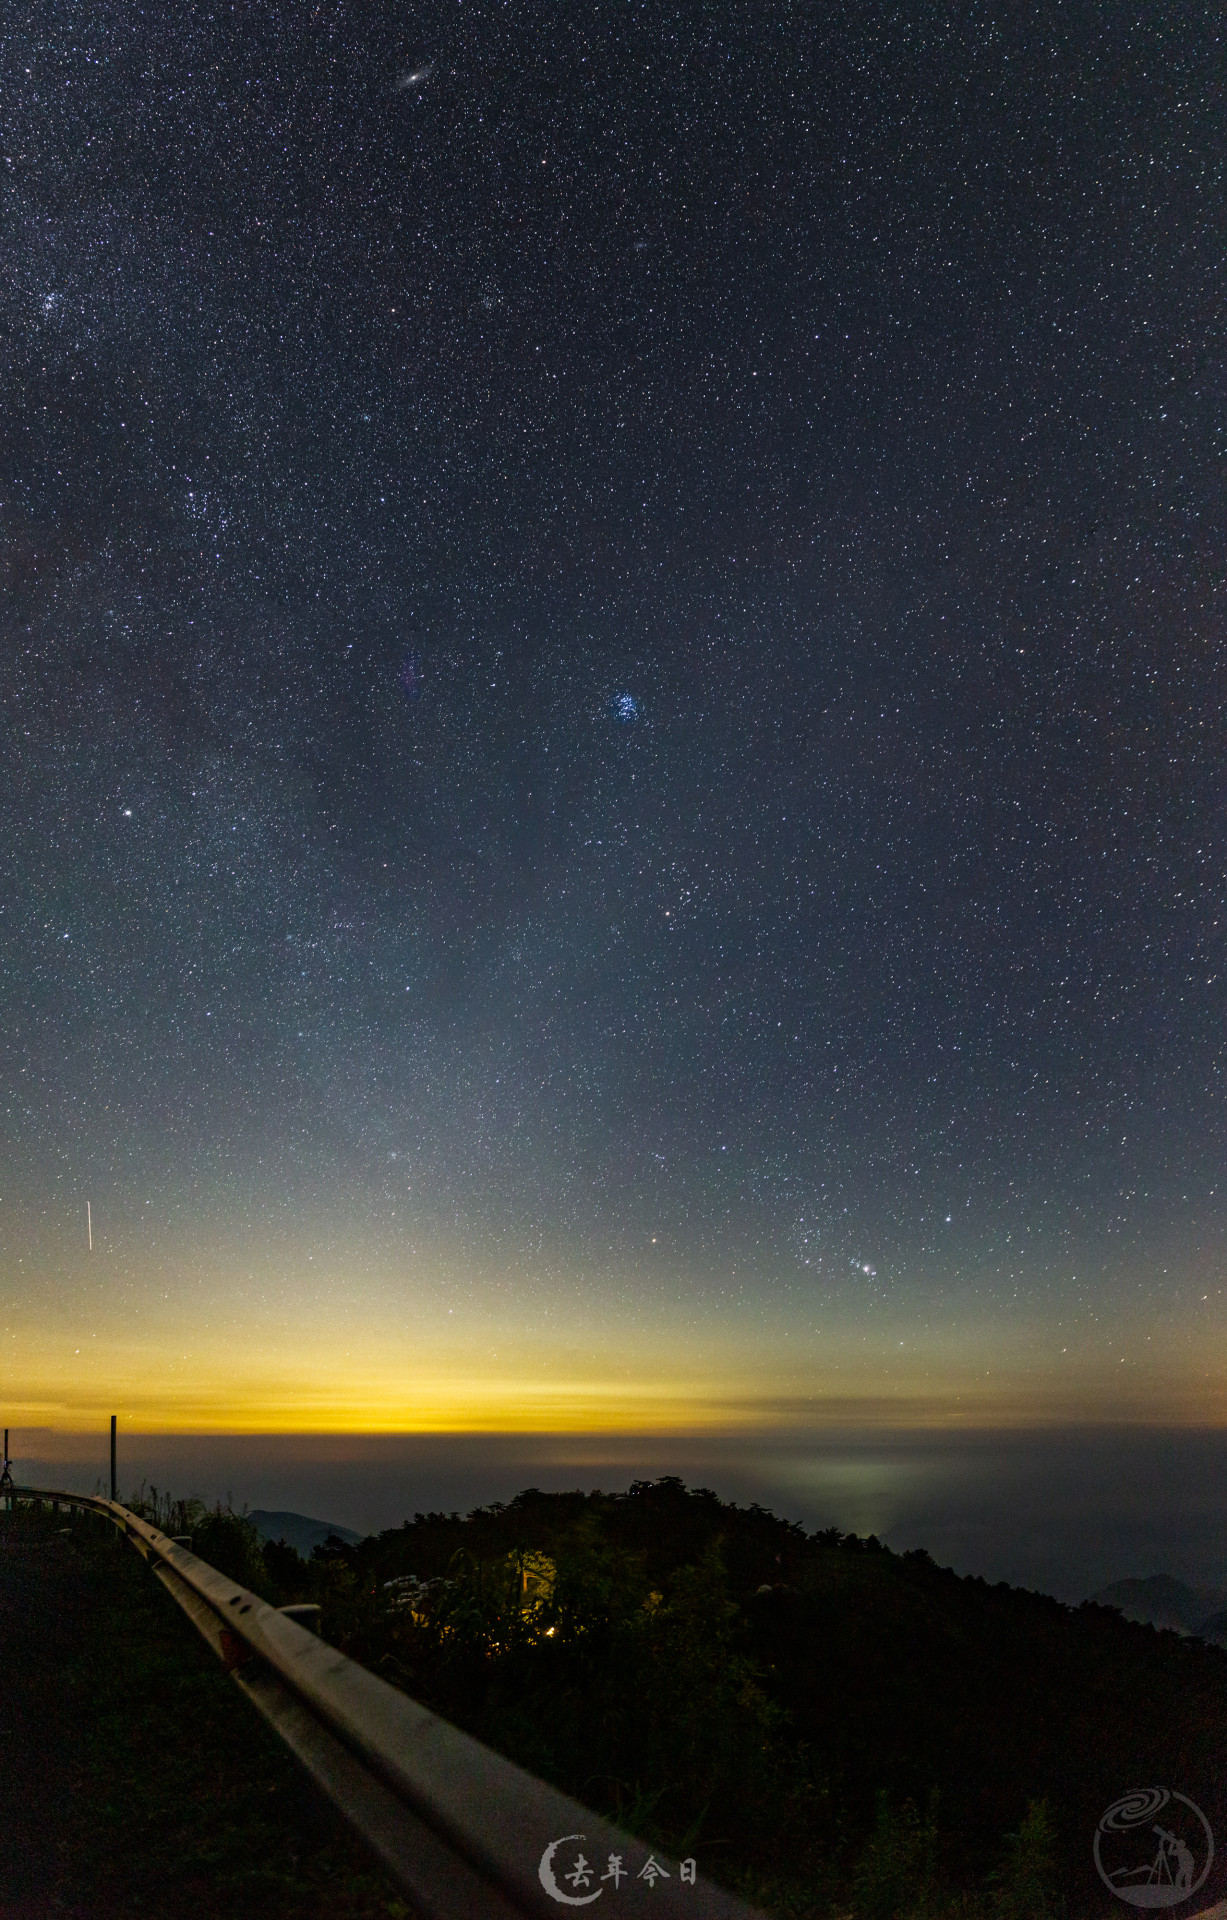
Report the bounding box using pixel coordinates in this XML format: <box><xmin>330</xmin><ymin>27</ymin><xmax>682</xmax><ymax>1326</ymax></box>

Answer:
<box><xmin>134</xmin><ymin>1475</ymin><xmax>1227</xmax><ymax>1917</ymax></box>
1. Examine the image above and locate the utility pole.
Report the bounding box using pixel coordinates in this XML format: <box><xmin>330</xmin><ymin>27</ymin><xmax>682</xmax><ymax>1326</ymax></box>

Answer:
<box><xmin>110</xmin><ymin>1414</ymin><xmax>117</xmax><ymax>1503</ymax></box>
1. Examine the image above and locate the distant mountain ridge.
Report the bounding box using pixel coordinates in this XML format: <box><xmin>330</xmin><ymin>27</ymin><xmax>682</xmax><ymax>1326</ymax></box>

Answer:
<box><xmin>1090</xmin><ymin>1573</ymin><xmax>1227</xmax><ymax>1642</ymax></box>
<box><xmin>248</xmin><ymin>1510</ymin><xmax>363</xmax><ymax>1555</ymax></box>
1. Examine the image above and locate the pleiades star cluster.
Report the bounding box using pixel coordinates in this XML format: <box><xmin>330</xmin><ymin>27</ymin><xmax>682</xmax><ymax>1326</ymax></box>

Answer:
<box><xmin>1</xmin><ymin>2</ymin><xmax>1222</xmax><ymax>1428</ymax></box>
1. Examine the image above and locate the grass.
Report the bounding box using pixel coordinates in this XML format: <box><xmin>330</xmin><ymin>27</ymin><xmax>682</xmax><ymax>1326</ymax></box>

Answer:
<box><xmin>0</xmin><ymin>1498</ymin><xmax>409</xmax><ymax>1919</ymax></box>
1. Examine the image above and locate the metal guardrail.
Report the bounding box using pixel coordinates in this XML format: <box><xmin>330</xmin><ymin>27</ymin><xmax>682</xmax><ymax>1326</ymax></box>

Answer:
<box><xmin>10</xmin><ymin>1488</ymin><xmax>767</xmax><ymax>1920</ymax></box>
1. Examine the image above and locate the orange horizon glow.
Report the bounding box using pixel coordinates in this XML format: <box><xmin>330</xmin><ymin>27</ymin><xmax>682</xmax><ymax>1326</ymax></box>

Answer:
<box><xmin>8</xmin><ymin>1365</ymin><xmax>1227</xmax><ymax>1436</ymax></box>
<box><xmin>8</xmin><ymin>1223</ymin><xmax>1226</xmax><ymax>1438</ymax></box>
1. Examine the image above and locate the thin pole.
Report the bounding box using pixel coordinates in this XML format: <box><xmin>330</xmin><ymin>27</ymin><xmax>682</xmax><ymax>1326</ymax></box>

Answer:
<box><xmin>87</xmin><ymin>1201</ymin><xmax>92</xmax><ymax>1251</ymax></box>
<box><xmin>110</xmin><ymin>1414</ymin><xmax>117</xmax><ymax>1502</ymax></box>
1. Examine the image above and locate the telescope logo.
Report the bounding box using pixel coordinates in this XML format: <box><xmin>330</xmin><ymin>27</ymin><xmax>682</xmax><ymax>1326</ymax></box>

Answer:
<box><xmin>1094</xmin><ymin>1788</ymin><xmax>1213</xmax><ymax>1908</ymax></box>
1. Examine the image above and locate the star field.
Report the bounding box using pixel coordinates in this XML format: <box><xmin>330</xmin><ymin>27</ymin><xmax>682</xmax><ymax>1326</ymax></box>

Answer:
<box><xmin>1</xmin><ymin>1</ymin><xmax>1223</xmax><ymax>1430</ymax></box>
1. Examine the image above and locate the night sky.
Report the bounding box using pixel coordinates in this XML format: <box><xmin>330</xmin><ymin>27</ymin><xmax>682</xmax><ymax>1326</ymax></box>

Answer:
<box><xmin>3</xmin><ymin>2</ymin><xmax>1224</xmax><ymax>1439</ymax></box>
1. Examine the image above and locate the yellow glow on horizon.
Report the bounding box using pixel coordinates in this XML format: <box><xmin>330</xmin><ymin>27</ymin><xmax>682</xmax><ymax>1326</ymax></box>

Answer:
<box><xmin>7</xmin><ymin>1230</ymin><xmax>1227</xmax><ymax>1435</ymax></box>
<box><xmin>8</xmin><ymin>1331</ymin><xmax>1227</xmax><ymax>1434</ymax></box>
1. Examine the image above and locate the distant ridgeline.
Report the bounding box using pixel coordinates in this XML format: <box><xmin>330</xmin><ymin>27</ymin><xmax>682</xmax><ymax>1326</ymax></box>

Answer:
<box><xmin>247</xmin><ymin>1511</ymin><xmax>362</xmax><ymax>1557</ymax></box>
<box><xmin>1090</xmin><ymin>1571</ymin><xmax>1227</xmax><ymax>1643</ymax></box>
<box><xmin>149</xmin><ymin>1479</ymin><xmax>1227</xmax><ymax>1918</ymax></box>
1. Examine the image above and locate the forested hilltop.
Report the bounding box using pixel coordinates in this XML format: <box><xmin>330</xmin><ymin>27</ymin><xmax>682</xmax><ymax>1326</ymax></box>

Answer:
<box><xmin>138</xmin><ymin>1476</ymin><xmax>1227</xmax><ymax>1918</ymax></box>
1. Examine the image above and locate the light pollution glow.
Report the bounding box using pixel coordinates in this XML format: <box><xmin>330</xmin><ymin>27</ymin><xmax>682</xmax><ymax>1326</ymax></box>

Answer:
<box><xmin>6</xmin><ymin>1218</ymin><xmax>1226</xmax><ymax>1434</ymax></box>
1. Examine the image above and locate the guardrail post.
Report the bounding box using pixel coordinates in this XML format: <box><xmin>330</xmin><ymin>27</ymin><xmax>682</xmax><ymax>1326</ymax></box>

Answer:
<box><xmin>110</xmin><ymin>1415</ymin><xmax>117</xmax><ymax>1502</ymax></box>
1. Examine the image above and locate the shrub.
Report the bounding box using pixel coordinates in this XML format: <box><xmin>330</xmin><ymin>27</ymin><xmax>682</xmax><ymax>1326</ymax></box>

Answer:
<box><xmin>988</xmin><ymin>1799</ymin><xmax>1061</xmax><ymax>1920</ymax></box>
<box><xmin>854</xmin><ymin>1791</ymin><xmax>940</xmax><ymax>1920</ymax></box>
